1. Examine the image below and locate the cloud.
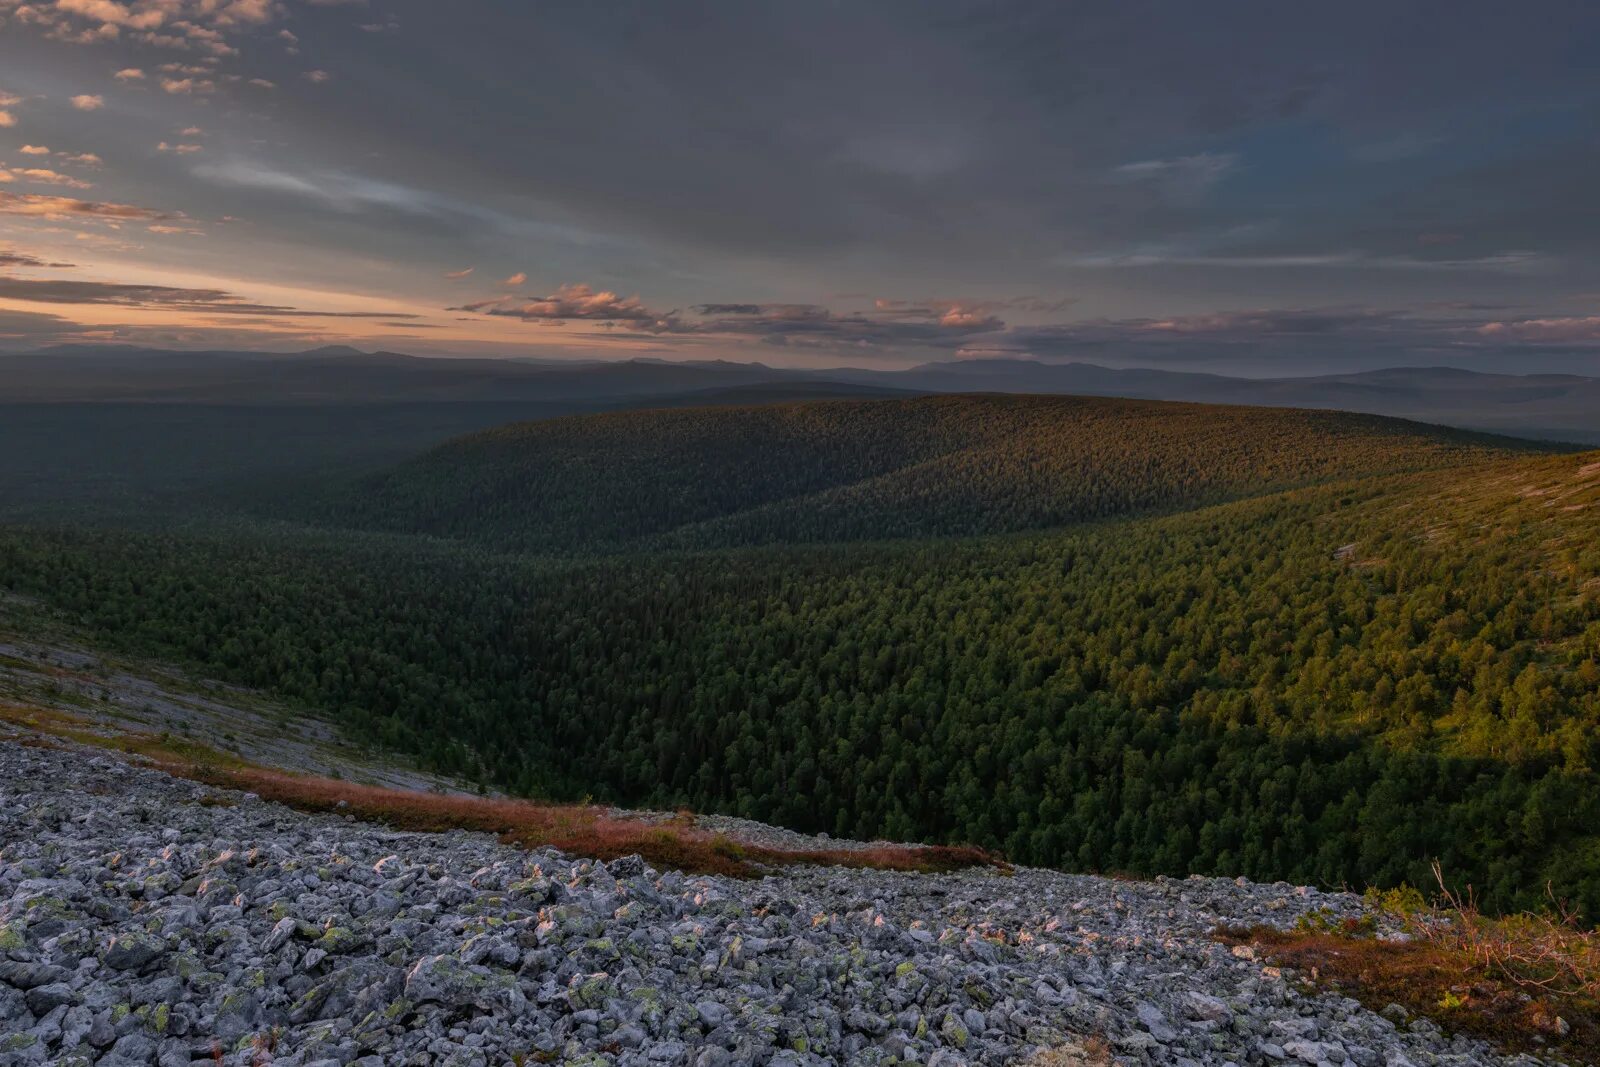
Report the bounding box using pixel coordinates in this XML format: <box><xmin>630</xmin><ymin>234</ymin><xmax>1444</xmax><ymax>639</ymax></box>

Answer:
<box><xmin>161</xmin><ymin>77</ymin><xmax>214</xmax><ymax>94</ymax></box>
<box><xmin>0</xmin><ymin>275</ymin><xmax>420</xmax><ymax>320</ymax></box>
<box><xmin>454</xmin><ymin>286</ymin><xmax>1043</xmax><ymax>351</ymax></box>
<box><xmin>443</xmin><ymin>267</ymin><xmax>475</xmax><ymax>279</ymax></box>
<box><xmin>1112</xmin><ymin>152</ymin><xmax>1238</xmax><ymax>196</ymax></box>
<box><xmin>681</xmin><ymin>301</ymin><xmax>1007</xmax><ymax>349</ymax></box>
<box><xmin>1068</xmin><ymin>247</ymin><xmax>1550</xmax><ymax>273</ymax></box>
<box><xmin>937</xmin><ymin>306</ymin><xmax>1004</xmax><ymax>330</ymax></box>
<box><xmin>934</xmin><ymin>304</ymin><xmax>1600</xmax><ymax>372</ymax></box>
<box><xmin>59</xmin><ymin>153</ymin><xmax>103</xmax><ymax>167</ymax></box>
<box><xmin>4</xmin><ymin>0</ymin><xmax>286</xmax><ymax>58</ymax></box>
<box><xmin>1476</xmin><ymin>317</ymin><xmax>1600</xmax><ymax>344</ymax></box>
<box><xmin>18</xmin><ymin>145</ymin><xmax>50</xmax><ymax>156</ymax></box>
<box><xmin>0</xmin><ymin>166</ymin><xmax>94</xmax><ymax>190</ymax></box>
<box><xmin>456</xmin><ymin>283</ymin><xmax>664</xmax><ymax>323</ymax></box>
<box><xmin>0</xmin><ymin>190</ymin><xmax>178</xmax><ymax>221</ymax></box>
<box><xmin>502</xmin><ymin>271</ymin><xmax>527</xmax><ymax>286</ymax></box>
<box><xmin>0</xmin><ymin>249</ymin><xmax>76</xmax><ymax>269</ymax></box>
<box><xmin>872</xmin><ymin>295</ymin><xmax>1077</xmax><ymax>320</ymax></box>
<box><xmin>0</xmin><ymin>89</ymin><xmax>20</xmax><ymax>127</ymax></box>
<box><xmin>0</xmin><ymin>305</ymin><xmax>77</xmax><ymax>343</ymax></box>
<box><xmin>114</xmin><ymin>68</ymin><xmax>145</xmax><ymax>81</ymax></box>
<box><xmin>157</xmin><ymin>142</ymin><xmax>204</xmax><ymax>154</ymax></box>
<box><xmin>695</xmin><ymin>304</ymin><xmax>764</xmax><ymax>316</ymax></box>
<box><xmin>69</xmin><ymin>95</ymin><xmax>104</xmax><ymax>111</ymax></box>
<box><xmin>303</xmin><ymin>70</ymin><xmax>331</xmax><ymax>84</ymax></box>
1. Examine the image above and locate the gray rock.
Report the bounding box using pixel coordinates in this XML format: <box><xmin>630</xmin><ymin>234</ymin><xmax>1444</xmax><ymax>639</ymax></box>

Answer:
<box><xmin>1135</xmin><ymin>998</ymin><xmax>1178</xmax><ymax>1041</ymax></box>
<box><xmin>23</xmin><ymin>982</ymin><xmax>76</xmax><ymax>1015</ymax></box>
<box><xmin>102</xmin><ymin>931</ymin><xmax>165</xmax><ymax>971</ymax></box>
<box><xmin>695</xmin><ymin>999</ymin><xmax>730</xmax><ymax>1028</ymax></box>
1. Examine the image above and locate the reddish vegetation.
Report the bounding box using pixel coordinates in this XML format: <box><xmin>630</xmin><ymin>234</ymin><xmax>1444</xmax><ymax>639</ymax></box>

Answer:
<box><xmin>186</xmin><ymin>764</ymin><xmax>1004</xmax><ymax>879</ymax></box>
<box><xmin>1218</xmin><ymin>872</ymin><xmax>1600</xmax><ymax>1065</ymax></box>
<box><xmin>1218</xmin><ymin>928</ymin><xmax>1597</xmax><ymax>1062</ymax></box>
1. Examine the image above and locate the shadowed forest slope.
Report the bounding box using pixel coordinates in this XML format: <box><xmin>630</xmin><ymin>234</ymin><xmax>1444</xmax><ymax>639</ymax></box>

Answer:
<box><xmin>333</xmin><ymin>394</ymin><xmax>1553</xmax><ymax>553</ymax></box>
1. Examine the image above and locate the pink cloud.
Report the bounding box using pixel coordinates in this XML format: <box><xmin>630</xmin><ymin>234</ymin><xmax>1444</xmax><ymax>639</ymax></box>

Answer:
<box><xmin>455</xmin><ymin>283</ymin><xmax>665</xmax><ymax>324</ymax></box>
<box><xmin>0</xmin><ymin>190</ymin><xmax>177</xmax><ymax>221</ymax></box>
<box><xmin>1475</xmin><ymin>317</ymin><xmax>1600</xmax><ymax>344</ymax></box>
<box><xmin>0</xmin><ymin>166</ymin><xmax>94</xmax><ymax>190</ymax></box>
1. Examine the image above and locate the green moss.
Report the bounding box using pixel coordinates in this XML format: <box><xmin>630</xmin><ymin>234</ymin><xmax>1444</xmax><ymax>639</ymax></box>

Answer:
<box><xmin>569</xmin><ymin>975</ymin><xmax>614</xmax><ymax>1009</ymax></box>
<box><xmin>26</xmin><ymin>894</ymin><xmax>72</xmax><ymax>919</ymax></box>
<box><xmin>318</xmin><ymin>925</ymin><xmax>359</xmax><ymax>952</ymax></box>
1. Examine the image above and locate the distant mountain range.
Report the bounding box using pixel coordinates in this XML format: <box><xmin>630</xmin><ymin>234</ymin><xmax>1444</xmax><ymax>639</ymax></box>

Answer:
<box><xmin>7</xmin><ymin>344</ymin><xmax>1600</xmax><ymax>444</ymax></box>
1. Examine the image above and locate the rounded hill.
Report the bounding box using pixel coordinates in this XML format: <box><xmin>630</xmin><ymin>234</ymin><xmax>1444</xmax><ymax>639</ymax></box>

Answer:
<box><xmin>335</xmin><ymin>394</ymin><xmax>1551</xmax><ymax>553</ymax></box>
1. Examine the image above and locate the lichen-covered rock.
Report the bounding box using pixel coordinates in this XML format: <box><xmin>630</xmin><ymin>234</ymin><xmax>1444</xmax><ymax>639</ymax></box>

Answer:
<box><xmin>404</xmin><ymin>954</ymin><xmax>523</xmax><ymax>1014</ymax></box>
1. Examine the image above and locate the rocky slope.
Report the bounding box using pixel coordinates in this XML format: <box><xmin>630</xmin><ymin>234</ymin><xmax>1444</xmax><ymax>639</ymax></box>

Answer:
<box><xmin>0</xmin><ymin>737</ymin><xmax>1561</xmax><ymax>1067</ymax></box>
<box><xmin>0</xmin><ymin>599</ymin><xmax>464</xmax><ymax>795</ymax></box>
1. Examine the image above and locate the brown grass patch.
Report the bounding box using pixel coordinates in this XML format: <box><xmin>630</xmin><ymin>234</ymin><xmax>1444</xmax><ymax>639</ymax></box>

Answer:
<box><xmin>189</xmin><ymin>765</ymin><xmax>1003</xmax><ymax>878</ymax></box>
<box><xmin>1019</xmin><ymin>1036</ymin><xmax>1114</xmax><ymax>1066</ymax></box>
<box><xmin>1217</xmin><ymin>867</ymin><xmax>1600</xmax><ymax>1063</ymax></box>
<box><xmin>1</xmin><ymin>704</ymin><xmax>1003</xmax><ymax>879</ymax></box>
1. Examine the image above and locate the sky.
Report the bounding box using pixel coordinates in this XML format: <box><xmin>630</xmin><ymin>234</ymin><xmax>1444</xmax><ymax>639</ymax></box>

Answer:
<box><xmin>2</xmin><ymin>0</ymin><xmax>1600</xmax><ymax>375</ymax></box>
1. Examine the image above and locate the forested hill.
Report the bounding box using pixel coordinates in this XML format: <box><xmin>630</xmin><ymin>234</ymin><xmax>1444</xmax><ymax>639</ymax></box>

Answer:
<box><xmin>332</xmin><ymin>394</ymin><xmax>1553</xmax><ymax>553</ymax></box>
<box><xmin>4</xmin><ymin>446</ymin><xmax>1598</xmax><ymax>914</ymax></box>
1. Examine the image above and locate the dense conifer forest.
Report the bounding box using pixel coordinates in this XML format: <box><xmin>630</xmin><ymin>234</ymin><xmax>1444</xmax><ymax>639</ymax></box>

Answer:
<box><xmin>1</xmin><ymin>396</ymin><xmax>1596</xmax><ymax>915</ymax></box>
